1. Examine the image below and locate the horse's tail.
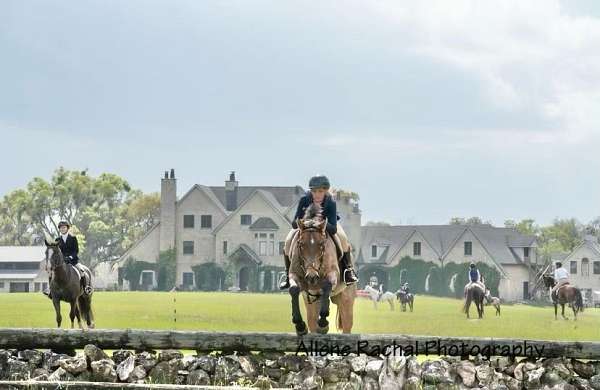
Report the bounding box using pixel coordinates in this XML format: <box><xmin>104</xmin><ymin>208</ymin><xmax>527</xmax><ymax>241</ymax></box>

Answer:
<box><xmin>575</xmin><ymin>289</ymin><xmax>584</xmax><ymax>312</ymax></box>
<box><xmin>78</xmin><ymin>293</ymin><xmax>94</xmax><ymax>326</ymax></box>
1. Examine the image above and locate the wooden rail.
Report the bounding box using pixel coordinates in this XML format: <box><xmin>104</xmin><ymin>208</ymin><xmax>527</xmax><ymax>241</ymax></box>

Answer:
<box><xmin>0</xmin><ymin>328</ymin><xmax>598</xmax><ymax>359</ymax></box>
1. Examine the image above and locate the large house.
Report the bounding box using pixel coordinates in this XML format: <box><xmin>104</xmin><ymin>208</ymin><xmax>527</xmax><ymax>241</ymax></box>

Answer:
<box><xmin>551</xmin><ymin>234</ymin><xmax>600</xmax><ymax>303</ymax></box>
<box><xmin>0</xmin><ymin>246</ymin><xmax>48</xmax><ymax>293</ymax></box>
<box><xmin>115</xmin><ymin>169</ymin><xmax>542</xmax><ymax>301</ymax></box>
<box><xmin>115</xmin><ymin>170</ymin><xmax>362</xmax><ymax>292</ymax></box>
<box><xmin>356</xmin><ymin>225</ymin><xmax>539</xmax><ymax>302</ymax></box>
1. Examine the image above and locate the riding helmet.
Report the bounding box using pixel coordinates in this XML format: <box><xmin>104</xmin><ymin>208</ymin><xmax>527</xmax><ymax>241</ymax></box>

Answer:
<box><xmin>58</xmin><ymin>221</ymin><xmax>70</xmax><ymax>228</ymax></box>
<box><xmin>308</xmin><ymin>175</ymin><xmax>330</xmax><ymax>190</ymax></box>
<box><xmin>469</xmin><ymin>262</ymin><xmax>475</xmax><ymax>268</ymax></box>
<box><xmin>555</xmin><ymin>261</ymin><xmax>562</xmax><ymax>268</ymax></box>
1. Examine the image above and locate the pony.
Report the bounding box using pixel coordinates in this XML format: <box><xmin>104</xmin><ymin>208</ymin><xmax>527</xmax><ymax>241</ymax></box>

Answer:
<box><xmin>44</xmin><ymin>239</ymin><xmax>95</xmax><ymax>329</ymax></box>
<box><xmin>542</xmin><ymin>275</ymin><xmax>584</xmax><ymax>320</ymax></box>
<box><xmin>287</xmin><ymin>204</ymin><xmax>356</xmax><ymax>335</ymax></box>
<box><xmin>484</xmin><ymin>289</ymin><xmax>501</xmax><ymax>316</ymax></box>
<box><xmin>395</xmin><ymin>289</ymin><xmax>414</xmax><ymax>312</ymax></box>
<box><xmin>463</xmin><ymin>284</ymin><xmax>485</xmax><ymax>319</ymax></box>
<box><xmin>363</xmin><ymin>285</ymin><xmax>395</xmax><ymax>311</ymax></box>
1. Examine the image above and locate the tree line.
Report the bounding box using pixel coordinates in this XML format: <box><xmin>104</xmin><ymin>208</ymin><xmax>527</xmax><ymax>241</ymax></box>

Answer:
<box><xmin>0</xmin><ymin>167</ymin><xmax>159</xmax><ymax>269</ymax></box>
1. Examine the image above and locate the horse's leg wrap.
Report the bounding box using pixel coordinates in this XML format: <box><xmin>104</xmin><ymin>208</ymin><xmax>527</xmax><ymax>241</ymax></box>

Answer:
<box><xmin>289</xmin><ymin>285</ymin><xmax>306</xmax><ymax>334</ymax></box>
<box><xmin>317</xmin><ymin>280</ymin><xmax>332</xmax><ymax>329</ymax></box>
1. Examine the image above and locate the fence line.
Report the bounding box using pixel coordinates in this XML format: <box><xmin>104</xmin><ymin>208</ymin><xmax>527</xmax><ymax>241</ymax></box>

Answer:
<box><xmin>0</xmin><ymin>328</ymin><xmax>598</xmax><ymax>359</ymax></box>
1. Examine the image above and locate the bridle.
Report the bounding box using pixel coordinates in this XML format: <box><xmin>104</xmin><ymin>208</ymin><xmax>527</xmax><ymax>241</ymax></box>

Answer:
<box><xmin>296</xmin><ymin>227</ymin><xmax>327</xmax><ymax>303</ymax></box>
<box><xmin>46</xmin><ymin>246</ymin><xmax>64</xmax><ymax>273</ymax></box>
<box><xmin>296</xmin><ymin>228</ymin><xmax>326</xmax><ymax>276</ymax></box>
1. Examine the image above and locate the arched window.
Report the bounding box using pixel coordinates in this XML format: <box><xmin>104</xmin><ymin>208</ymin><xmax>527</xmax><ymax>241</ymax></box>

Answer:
<box><xmin>582</xmin><ymin>258</ymin><xmax>590</xmax><ymax>277</ymax></box>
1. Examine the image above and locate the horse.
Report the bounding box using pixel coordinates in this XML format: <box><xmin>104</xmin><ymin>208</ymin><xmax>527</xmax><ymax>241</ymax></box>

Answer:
<box><xmin>484</xmin><ymin>289</ymin><xmax>501</xmax><ymax>316</ymax></box>
<box><xmin>44</xmin><ymin>239</ymin><xmax>95</xmax><ymax>329</ymax></box>
<box><xmin>463</xmin><ymin>284</ymin><xmax>485</xmax><ymax>319</ymax></box>
<box><xmin>363</xmin><ymin>285</ymin><xmax>395</xmax><ymax>311</ymax></box>
<box><xmin>542</xmin><ymin>275</ymin><xmax>584</xmax><ymax>320</ymax></box>
<box><xmin>395</xmin><ymin>289</ymin><xmax>414</xmax><ymax>312</ymax></box>
<box><xmin>287</xmin><ymin>204</ymin><xmax>356</xmax><ymax>335</ymax></box>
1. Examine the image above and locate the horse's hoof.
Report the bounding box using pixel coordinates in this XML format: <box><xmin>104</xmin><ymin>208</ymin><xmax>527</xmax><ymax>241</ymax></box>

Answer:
<box><xmin>316</xmin><ymin>325</ymin><xmax>329</xmax><ymax>334</ymax></box>
<box><xmin>295</xmin><ymin>322</ymin><xmax>307</xmax><ymax>336</ymax></box>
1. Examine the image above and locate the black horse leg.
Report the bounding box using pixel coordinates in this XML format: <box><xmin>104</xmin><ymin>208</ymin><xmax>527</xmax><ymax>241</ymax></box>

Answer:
<box><xmin>53</xmin><ymin>298</ymin><xmax>62</xmax><ymax>328</ymax></box>
<box><xmin>317</xmin><ymin>280</ymin><xmax>332</xmax><ymax>333</ymax></box>
<box><xmin>561</xmin><ymin>304</ymin><xmax>567</xmax><ymax>319</ymax></box>
<box><xmin>68</xmin><ymin>301</ymin><xmax>76</xmax><ymax>329</ymax></box>
<box><xmin>289</xmin><ymin>285</ymin><xmax>307</xmax><ymax>336</ymax></box>
<box><xmin>554</xmin><ymin>303</ymin><xmax>558</xmax><ymax>320</ymax></box>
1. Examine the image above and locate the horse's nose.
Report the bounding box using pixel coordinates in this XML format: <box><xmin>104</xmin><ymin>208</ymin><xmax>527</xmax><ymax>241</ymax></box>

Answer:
<box><xmin>306</xmin><ymin>273</ymin><xmax>319</xmax><ymax>285</ymax></box>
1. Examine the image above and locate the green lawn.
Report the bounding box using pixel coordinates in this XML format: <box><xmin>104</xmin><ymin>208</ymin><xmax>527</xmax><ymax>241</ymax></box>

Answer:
<box><xmin>0</xmin><ymin>292</ymin><xmax>598</xmax><ymax>341</ymax></box>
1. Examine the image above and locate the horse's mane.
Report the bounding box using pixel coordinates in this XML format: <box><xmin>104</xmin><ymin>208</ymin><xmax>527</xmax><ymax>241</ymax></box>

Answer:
<box><xmin>303</xmin><ymin>203</ymin><xmax>323</xmax><ymax>221</ymax></box>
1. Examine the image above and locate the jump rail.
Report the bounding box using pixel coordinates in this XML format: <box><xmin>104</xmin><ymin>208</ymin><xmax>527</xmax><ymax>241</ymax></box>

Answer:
<box><xmin>0</xmin><ymin>328</ymin><xmax>598</xmax><ymax>359</ymax></box>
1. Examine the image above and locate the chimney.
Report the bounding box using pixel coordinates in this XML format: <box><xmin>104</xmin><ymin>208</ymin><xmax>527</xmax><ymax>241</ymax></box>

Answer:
<box><xmin>160</xmin><ymin>169</ymin><xmax>177</xmax><ymax>252</ymax></box>
<box><xmin>225</xmin><ymin>171</ymin><xmax>238</xmax><ymax>211</ymax></box>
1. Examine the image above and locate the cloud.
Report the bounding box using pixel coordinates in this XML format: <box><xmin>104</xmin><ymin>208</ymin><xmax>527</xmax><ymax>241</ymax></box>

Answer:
<box><xmin>365</xmin><ymin>0</ymin><xmax>600</xmax><ymax>143</ymax></box>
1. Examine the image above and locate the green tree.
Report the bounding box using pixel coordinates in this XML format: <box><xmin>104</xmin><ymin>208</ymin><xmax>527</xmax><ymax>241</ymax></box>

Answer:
<box><xmin>504</xmin><ymin>219</ymin><xmax>539</xmax><ymax>235</ymax></box>
<box><xmin>0</xmin><ymin>167</ymin><xmax>159</xmax><ymax>269</ymax></box>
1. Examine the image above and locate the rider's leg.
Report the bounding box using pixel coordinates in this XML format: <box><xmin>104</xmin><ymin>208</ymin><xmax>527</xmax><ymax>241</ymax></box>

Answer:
<box><xmin>75</xmin><ymin>263</ymin><xmax>93</xmax><ymax>294</ymax></box>
<box><xmin>279</xmin><ymin>229</ymin><xmax>297</xmax><ymax>290</ymax></box>
<box><xmin>336</xmin><ymin>225</ymin><xmax>358</xmax><ymax>285</ymax></box>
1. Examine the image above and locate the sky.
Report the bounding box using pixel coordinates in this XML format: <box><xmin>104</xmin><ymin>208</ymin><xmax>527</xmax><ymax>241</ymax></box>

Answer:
<box><xmin>1</xmin><ymin>0</ymin><xmax>600</xmax><ymax>226</ymax></box>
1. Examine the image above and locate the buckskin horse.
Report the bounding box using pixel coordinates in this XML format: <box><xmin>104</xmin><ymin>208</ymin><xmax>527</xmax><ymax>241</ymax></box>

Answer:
<box><xmin>543</xmin><ymin>274</ymin><xmax>584</xmax><ymax>320</ymax></box>
<box><xmin>287</xmin><ymin>204</ymin><xmax>356</xmax><ymax>335</ymax></box>
<box><xmin>463</xmin><ymin>284</ymin><xmax>485</xmax><ymax>319</ymax></box>
<box><xmin>44</xmin><ymin>239</ymin><xmax>95</xmax><ymax>329</ymax></box>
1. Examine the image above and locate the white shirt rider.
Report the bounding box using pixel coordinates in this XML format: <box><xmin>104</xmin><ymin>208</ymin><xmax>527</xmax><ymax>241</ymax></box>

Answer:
<box><xmin>554</xmin><ymin>266</ymin><xmax>569</xmax><ymax>282</ymax></box>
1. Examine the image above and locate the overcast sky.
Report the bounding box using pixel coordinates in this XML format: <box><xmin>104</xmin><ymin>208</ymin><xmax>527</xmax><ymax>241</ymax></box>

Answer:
<box><xmin>2</xmin><ymin>0</ymin><xmax>600</xmax><ymax>226</ymax></box>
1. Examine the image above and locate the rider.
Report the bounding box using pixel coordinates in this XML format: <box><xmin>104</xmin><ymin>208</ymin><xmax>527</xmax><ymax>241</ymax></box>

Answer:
<box><xmin>551</xmin><ymin>261</ymin><xmax>569</xmax><ymax>301</ymax></box>
<box><xmin>279</xmin><ymin>175</ymin><xmax>359</xmax><ymax>289</ymax></box>
<box><xmin>400</xmin><ymin>282</ymin><xmax>410</xmax><ymax>294</ymax></box>
<box><xmin>43</xmin><ymin>221</ymin><xmax>92</xmax><ymax>298</ymax></box>
<box><xmin>464</xmin><ymin>262</ymin><xmax>484</xmax><ymax>297</ymax></box>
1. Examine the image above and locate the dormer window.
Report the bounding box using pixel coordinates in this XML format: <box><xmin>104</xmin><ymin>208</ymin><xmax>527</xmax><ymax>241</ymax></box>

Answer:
<box><xmin>371</xmin><ymin>245</ymin><xmax>378</xmax><ymax>258</ymax></box>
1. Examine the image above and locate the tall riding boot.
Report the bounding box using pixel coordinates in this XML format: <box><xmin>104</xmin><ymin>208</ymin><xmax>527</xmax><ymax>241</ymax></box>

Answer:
<box><xmin>279</xmin><ymin>255</ymin><xmax>291</xmax><ymax>290</ymax></box>
<box><xmin>341</xmin><ymin>251</ymin><xmax>358</xmax><ymax>285</ymax></box>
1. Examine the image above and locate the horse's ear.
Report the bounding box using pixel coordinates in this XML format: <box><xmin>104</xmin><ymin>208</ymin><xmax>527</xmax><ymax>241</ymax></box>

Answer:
<box><xmin>320</xmin><ymin>218</ymin><xmax>328</xmax><ymax>232</ymax></box>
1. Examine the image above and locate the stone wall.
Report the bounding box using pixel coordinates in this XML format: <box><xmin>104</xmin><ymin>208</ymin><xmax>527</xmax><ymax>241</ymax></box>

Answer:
<box><xmin>1</xmin><ymin>346</ymin><xmax>600</xmax><ymax>389</ymax></box>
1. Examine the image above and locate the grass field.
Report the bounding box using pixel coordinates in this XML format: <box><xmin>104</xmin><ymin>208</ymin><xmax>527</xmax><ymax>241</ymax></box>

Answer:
<box><xmin>0</xmin><ymin>292</ymin><xmax>598</xmax><ymax>341</ymax></box>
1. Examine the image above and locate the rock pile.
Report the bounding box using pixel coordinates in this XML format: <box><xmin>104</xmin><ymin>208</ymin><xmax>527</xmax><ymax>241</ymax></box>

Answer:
<box><xmin>1</xmin><ymin>347</ymin><xmax>600</xmax><ymax>389</ymax></box>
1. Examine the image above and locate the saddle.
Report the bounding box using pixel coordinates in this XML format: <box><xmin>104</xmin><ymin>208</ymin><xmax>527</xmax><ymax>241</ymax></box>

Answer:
<box><xmin>69</xmin><ymin>263</ymin><xmax>93</xmax><ymax>295</ymax></box>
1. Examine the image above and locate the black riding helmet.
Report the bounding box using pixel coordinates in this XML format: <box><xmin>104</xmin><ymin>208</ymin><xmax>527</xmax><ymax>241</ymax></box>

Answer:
<box><xmin>556</xmin><ymin>261</ymin><xmax>562</xmax><ymax>268</ymax></box>
<box><xmin>308</xmin><ymin>175</ymin><xmax>330</xmax><ymax>190</ymax></box>
<box><xmin>58</xmin><ymin>221</ymin><xmax>70</xmax><ymax>228</ymax></box>
<box><xmin>469</xmin><ymin>262</ymin><xmax>476</xmax><ymax>268</ymax></box>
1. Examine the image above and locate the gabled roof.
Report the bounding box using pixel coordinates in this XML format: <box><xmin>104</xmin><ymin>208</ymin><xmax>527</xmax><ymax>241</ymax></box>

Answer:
<box><xmin>116</xmin><ymin>222</ymin><xmax>160</xmax><ymax>265</ymax></box>
<box><xmin>208</xmin><ymin>186</ymin><xmax>304</xmax><ymax>210</ymax></box>
<box><xmin>228</xmin><ymin>244</ymin><xmax>262</xmax><ymax>265</ymax></box>
<box><xmin>213</xmin><ymin>189</ymin><xmax>292</xmax><ymax>234</ymax></box>
<box><xmin>564</xmin><ymin>238</ymin><xmax>600</xmax><ymax>262</ymax></box>
<box><xmin>359</xmin><ymin>225</ymin><xmax>537</xmax><ymax>272</ymax></box>
<box><xmin>0</xmin><ymin>246</ymin><xmax>45</xmax><ymax>262</ymax></box>
<box><xmin>177</xmin><ymin>185</ymin><xmax>229</xmax><ymax>215</ymax></box>
<box><xmin>249</xmin><ymin>217</ymin><xmax>279</xmax><ymax>231</ymax></box>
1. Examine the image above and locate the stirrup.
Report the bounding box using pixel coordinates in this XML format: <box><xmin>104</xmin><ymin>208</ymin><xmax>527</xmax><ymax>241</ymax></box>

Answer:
<box><xmin>278</xmin><ymin>274</ymin><xmax>290</xmax><ymax>290</ymax></box>
<box><xmin>343</xmin><ymin>269</ymin><xmax>358</xmax><ymax>285</ymax></box>
<box><xmin>84</xmin><ymin>285</ymin><xmax>94</xmax><ymax>295</ymax></box>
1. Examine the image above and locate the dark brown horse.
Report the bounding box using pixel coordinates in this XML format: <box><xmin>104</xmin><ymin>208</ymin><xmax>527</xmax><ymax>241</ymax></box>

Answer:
<box><xmin>395</xmin><ymin>290</ymin><xmax>414</xmax><ymax>312</ymax></box>
<box><xmin>44</xmin><ymin>239</ymin><xmax>95</xmax><ymax>329</ymax></box>
<box><xmin>543</xmin><ymin>275</ymin><xmax>584</xmax><ymax>320</ymax></box>
<box><xmin>463</xmin><ymin>284</ymin><xmax>485</xmax><ymax>319</ymax></box>
<box><xmin>287</xmin><ymin>204</ymin><xmax>356</xmax><ymax>335</ymax></box>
